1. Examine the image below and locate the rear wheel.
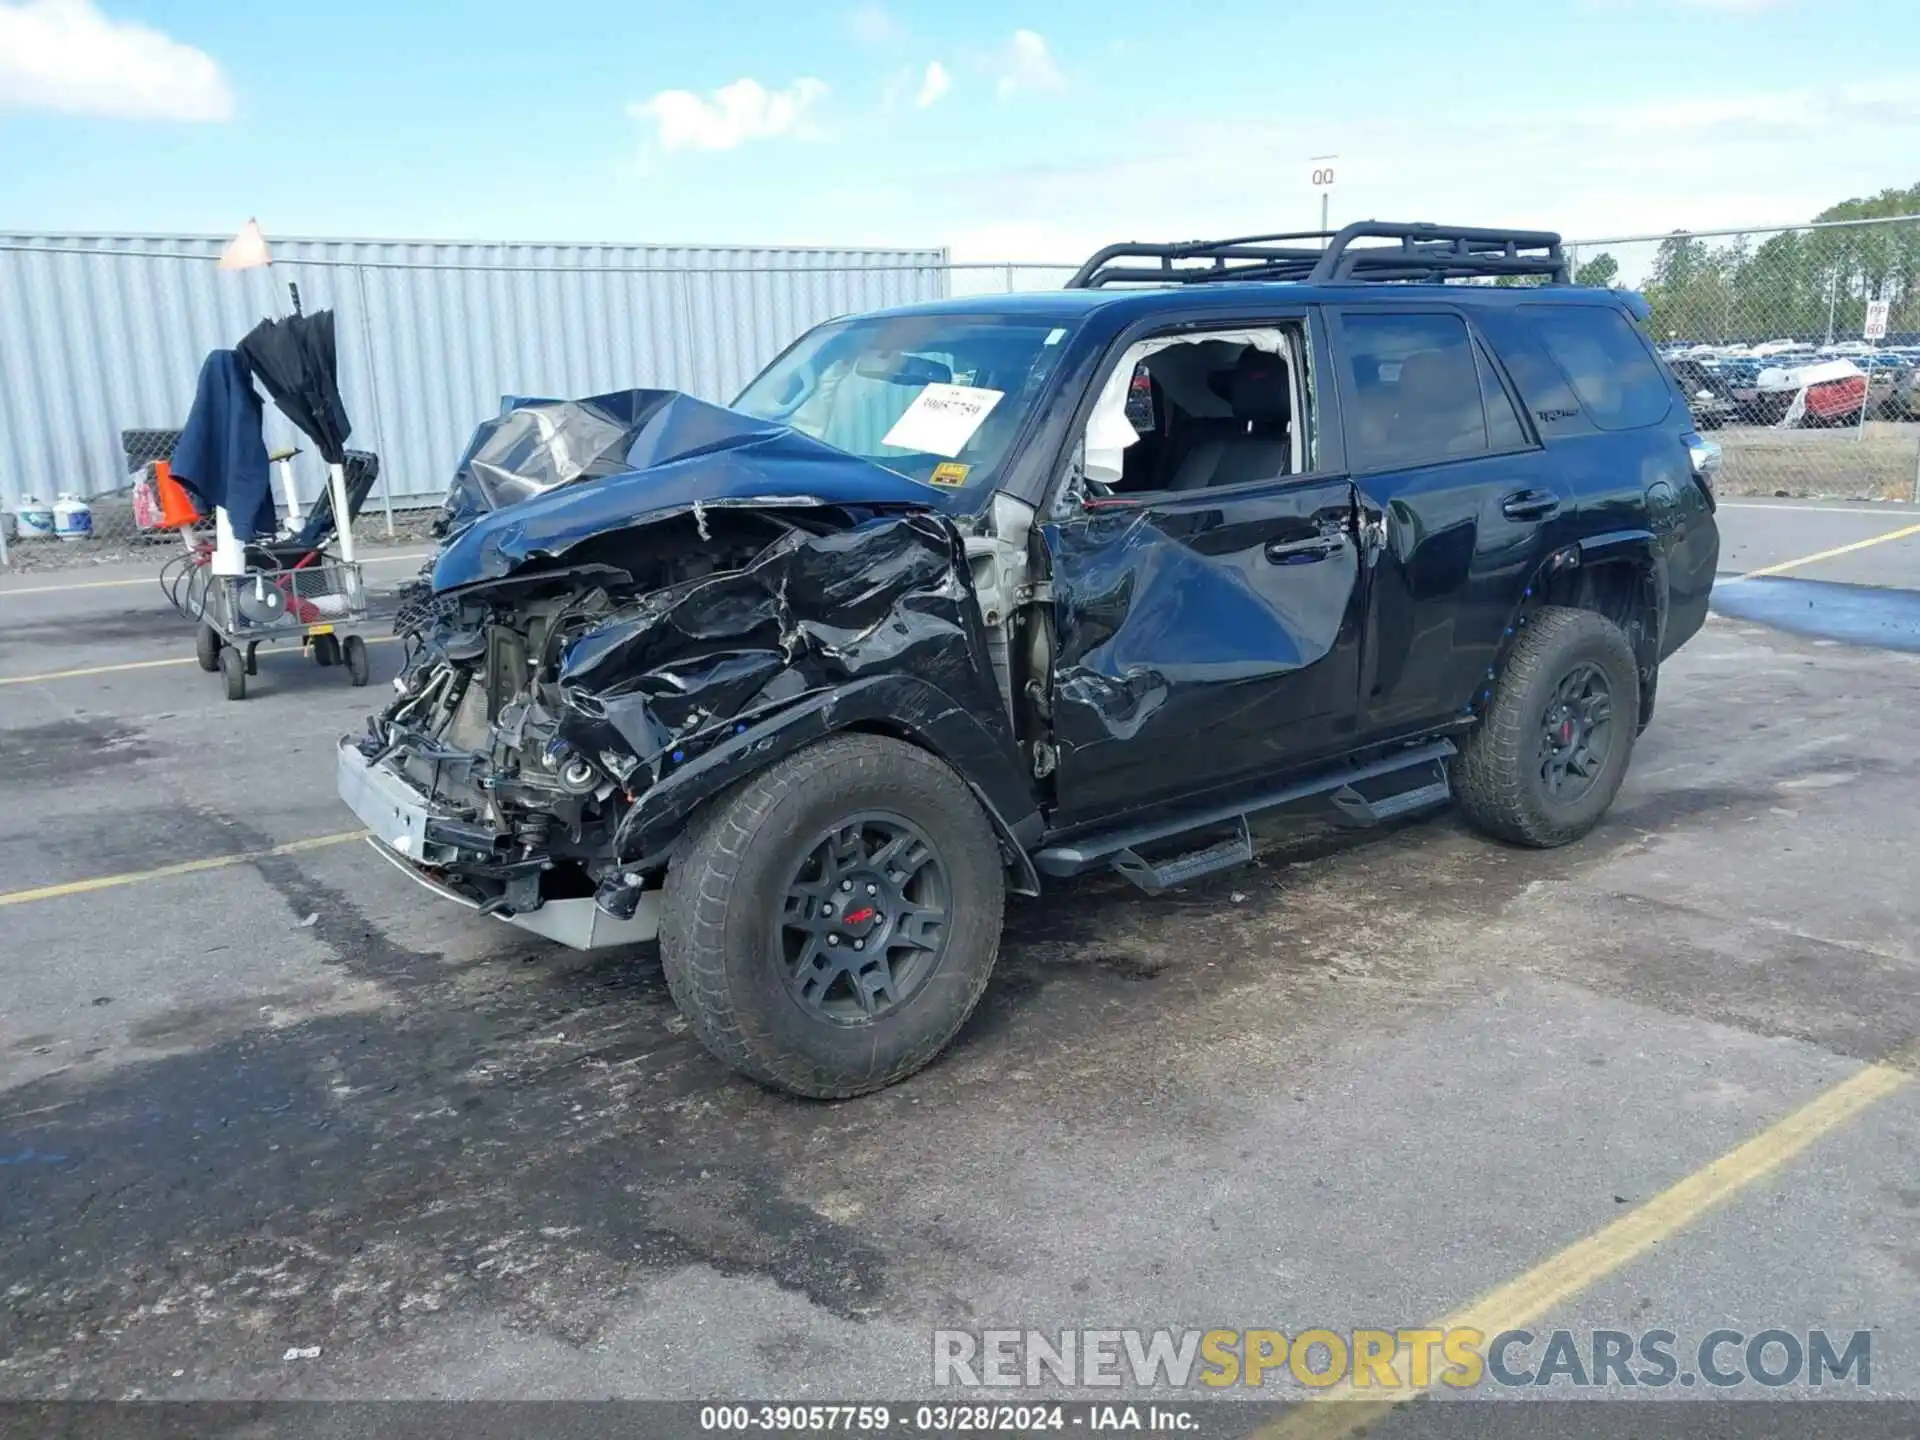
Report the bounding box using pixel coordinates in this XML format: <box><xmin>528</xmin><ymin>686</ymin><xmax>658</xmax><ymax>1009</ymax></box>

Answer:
<box><xmin>1454</xmin><ymin>606</ymin><xmax>1639</xmax><ymax>848</ymax></box>
<box><xmin>342</xmin><ymin>634</ymin><xmax>370</xmax><ymax>687</ymax></box>
<box><xmin>660</xmin><ymin>733</ymin><xmax>1006</xmax><ymax>1098</ymax></box>
<box><xmin>195</xmin><ymin>622</ymin><xmax>222</xmax><ymax>672</ymax></box>
<box><xmin>311</xmin><ymin>634</ymin><xmax>341</xmax><ymax>667</ymax></box>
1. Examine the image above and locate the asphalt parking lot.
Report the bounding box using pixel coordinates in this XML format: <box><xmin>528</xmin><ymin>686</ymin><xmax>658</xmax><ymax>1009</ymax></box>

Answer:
<box><xmin>2</xmin><ymin>500</ymin><xmax>1918</xmax><ymax>1430</ymax></box>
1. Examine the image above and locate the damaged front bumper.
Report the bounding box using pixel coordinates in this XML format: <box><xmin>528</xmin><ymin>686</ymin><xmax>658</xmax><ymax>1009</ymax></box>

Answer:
<box><xmin>337</xmin><ymin>737</ymin><xmax>662</xmax><ymax>948</ymax></box>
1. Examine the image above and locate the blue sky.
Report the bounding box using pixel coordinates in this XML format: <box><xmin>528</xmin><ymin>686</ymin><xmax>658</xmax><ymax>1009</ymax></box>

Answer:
<box><xmin>1</xmin><ymin>0</ymin><xmax>1915</xmax><ymax>262</ymax></box>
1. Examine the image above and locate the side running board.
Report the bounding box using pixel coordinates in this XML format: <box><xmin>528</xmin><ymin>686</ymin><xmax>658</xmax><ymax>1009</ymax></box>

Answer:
<box><xmin>1112</xmin><ymin>816</ymin><xmax>1254</xmax><ymax>895</ymax></box>
<box><xmin>1034</xmin><ymin>739</ymin><xmax>1456</xmax><ymax>892</ymax></box>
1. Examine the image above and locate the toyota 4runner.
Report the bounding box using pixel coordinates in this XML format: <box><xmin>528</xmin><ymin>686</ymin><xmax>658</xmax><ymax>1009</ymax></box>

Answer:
<box><xmin>340</xmin><ymin>222</ymin><xmax>1722</xmax><ymax>1097</ymax></box>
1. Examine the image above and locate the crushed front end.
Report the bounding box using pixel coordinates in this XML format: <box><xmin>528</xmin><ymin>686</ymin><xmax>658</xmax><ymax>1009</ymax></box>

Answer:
<box><xmin>340</xmin><ymin>498</ymin><xmax>1006</xmax><ymax>948</ymax></box>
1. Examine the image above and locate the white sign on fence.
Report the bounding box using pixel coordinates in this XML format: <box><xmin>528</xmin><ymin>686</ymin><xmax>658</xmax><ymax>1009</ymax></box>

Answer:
<box><xmin>1864</xmin><ymin>299</ymin><xmax>1890</xmax><ymax>341</ymax></box>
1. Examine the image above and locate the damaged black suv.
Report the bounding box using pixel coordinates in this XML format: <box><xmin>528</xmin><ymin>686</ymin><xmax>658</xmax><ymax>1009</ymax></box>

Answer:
<box><xmin>342</xmin><ymin>222</ymin><xmax>1721</xmax><ymax>1097</ymax></box>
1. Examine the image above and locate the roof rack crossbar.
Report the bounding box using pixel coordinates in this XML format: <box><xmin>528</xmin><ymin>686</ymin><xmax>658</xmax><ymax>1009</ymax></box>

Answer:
<box><xmin>1064</xmin><ymin>221</ymin><xmax>1570</xmax><ymax>289</ymax></box>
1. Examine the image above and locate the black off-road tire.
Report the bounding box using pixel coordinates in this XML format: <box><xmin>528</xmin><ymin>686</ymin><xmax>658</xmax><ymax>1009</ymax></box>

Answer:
<box><xmin>659</xmin><ymin>733</ymin><xmax>1006</xmax><ymax>1099</ymax></box>
<box><xmin>1454</xmin><ymin>605</ymin><xmax>1639</xmax><ymax>849</ymax></box>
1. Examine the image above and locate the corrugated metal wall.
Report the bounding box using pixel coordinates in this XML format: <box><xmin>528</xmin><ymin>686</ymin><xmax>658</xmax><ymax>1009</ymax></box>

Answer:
<box><xmin>0</xmin><ymin>233</ymin><xmax>950</xmax><ymax>518</ymax></box>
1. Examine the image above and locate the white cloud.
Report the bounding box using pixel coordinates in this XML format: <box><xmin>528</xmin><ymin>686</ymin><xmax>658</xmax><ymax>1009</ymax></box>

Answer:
<box><xmin>995</xmin><ymin>29</ymin><xmax>1065</xmax><ymax>98</ymax></box>
<box><xmin>883</xmin><ymin>75</ymin><xmax>1920</xmax><ymax>270</ymax></box>
<box><xmin>915</xmin><ymin>61</ymin><xmax>952</xmax><ymax>109</ymax></box>
<box><xmin>0</xmin><ymin>0</ymin><xmax>233</xmax><ymax>121</ymax></box>
<box><xmin>630</xmin><ymin>77</ymin><xmax>828</xmax><ymax>153</ymax></box>
<box><xmin>846</xmin><ymin>3</ymin><xmax>901</xmax><ymax>46</ymax></box>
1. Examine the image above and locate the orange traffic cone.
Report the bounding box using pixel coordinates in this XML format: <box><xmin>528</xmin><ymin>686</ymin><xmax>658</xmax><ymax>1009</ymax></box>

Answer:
<box><xmin>154</xmin><ymin>461</ymin><xmax>202</xmax><ymax>529</ymax></box>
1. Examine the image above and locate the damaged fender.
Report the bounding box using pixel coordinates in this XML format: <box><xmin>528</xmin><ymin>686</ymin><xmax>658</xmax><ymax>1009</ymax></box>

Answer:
<box><xmin>557</xmin><ymin>514</ymin><xmax>1043</xmax><ymax>899</ymax></box>
<box><xmin>598</xmin><ymin>671</ymin><xmax>1043</xmax><ymax>916</ymax></box>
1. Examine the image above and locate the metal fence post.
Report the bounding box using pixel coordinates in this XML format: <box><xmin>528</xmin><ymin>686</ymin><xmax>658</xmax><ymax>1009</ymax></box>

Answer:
<box><xmin>353</xmin><ymin>265</ymin><xmax>396</xmax><ymax>541</ymax></box>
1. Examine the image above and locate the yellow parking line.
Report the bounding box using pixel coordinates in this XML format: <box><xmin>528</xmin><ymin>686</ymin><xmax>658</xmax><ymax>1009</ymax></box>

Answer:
<box><xmin>1253</xmin><ymin>1052</ymin><xmax>1915</xmax><ymax>1439</ymax></box>
<box><xmin>0</xmin><ymin>655</ymin><xmax>198</xmax><ymax>686</ymax></box>
<box><xmin>0</xmin><ymin>634</ymin><xmax>399</xmax><ymax>686</ymax></box>
<box><xmin>1727</xmin><ymin>520</ymin><xmax>1920</xmax><ymax>583</ymax></box>
<box><xmin>0</xmin><ymin>830</ymin><xmax>370</xmax><ymax>908</ymax></box>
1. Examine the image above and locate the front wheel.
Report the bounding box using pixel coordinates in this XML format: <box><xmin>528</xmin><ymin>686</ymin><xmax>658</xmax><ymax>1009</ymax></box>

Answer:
<box><xmin>660</xmin><ymin>733</ymin><xmax>1006</xmax><ymax>1098</ymax></box>
<box><xmin>1454</xmin><ymin>606</ymin><xmax>1639</xmax><ymax>848</ymax></box>
<box><xmin>219</xmin><ymin>644</ymin><xmax>247</xmax><ymax>701</ymax></box>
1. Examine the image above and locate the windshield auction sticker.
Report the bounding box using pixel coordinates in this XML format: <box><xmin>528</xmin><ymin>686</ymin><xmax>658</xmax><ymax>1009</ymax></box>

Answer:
<box><xmin>882</xmin><ymin>383</ymin><xmax>1004</xmax><ymax>458</ymax></box>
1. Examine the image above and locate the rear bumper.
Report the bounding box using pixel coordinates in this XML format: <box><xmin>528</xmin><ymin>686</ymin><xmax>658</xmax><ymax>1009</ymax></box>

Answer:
<box><xmin>1661</xmin><ymin>501</ymin><xmax>1720</xmax><ymax>660</ymax></box>
<box><xmin>337</xmin><ymin>738</ymin><xmax>660</xmax><ymax>949</ymax></box>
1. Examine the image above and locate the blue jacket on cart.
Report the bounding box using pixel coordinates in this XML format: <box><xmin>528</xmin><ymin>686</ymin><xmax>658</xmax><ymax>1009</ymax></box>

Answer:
<box><xmin>171</xmin><ymin>349</ymin><xmax>277</xmax><ymax>539</ymax></box>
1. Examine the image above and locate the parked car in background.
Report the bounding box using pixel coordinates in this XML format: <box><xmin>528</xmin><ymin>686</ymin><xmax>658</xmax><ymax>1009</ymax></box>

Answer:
<box><xmin>1859</xmin><ymin>354</ymin><xmax>1914</xmax><ymax>419</ymax></box>
<box><xmin>1667</xmin><ymin>359</ymin><xmax>1741</xmax><ymax>429</ymax></box>
<box><xmin>1755</xmin><ymin>357</ymin><xmax>1868</xmax><ymax>426</ymax></box>
<box><xmin>1880</xmin><ymin>363</ymin><xmax>1919</xmax><ymax>420</ymax></box>
<box><xmin>1714</xmin><ymin>357</ymin><xmax>1770</xmax><ymax>421</ymax></box>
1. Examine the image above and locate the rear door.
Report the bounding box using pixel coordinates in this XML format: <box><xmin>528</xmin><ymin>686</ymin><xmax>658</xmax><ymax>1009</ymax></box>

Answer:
<box><xmin>1040</xmin><ymin>310</ymin><xmax>1367</xmax><ymax>827</ymax></box>
<box><xmin>1332</xmin><ymin>306</ymin><xmax>1573</xmax><ymax>736</ymax></box>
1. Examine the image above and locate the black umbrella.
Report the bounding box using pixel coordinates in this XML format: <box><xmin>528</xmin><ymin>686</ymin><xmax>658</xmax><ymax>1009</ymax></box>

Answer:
<box><xmin>238</xmin><ymin>309</ymin><xmax>352</xmax><ymax>465</ymax></box>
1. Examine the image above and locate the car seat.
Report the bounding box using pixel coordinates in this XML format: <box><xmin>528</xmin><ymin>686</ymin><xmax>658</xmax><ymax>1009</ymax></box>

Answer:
<box><xmin>1166</xmin><ymin>349</ymin><xmax>1292</xmax><ymax>491</ymax></box>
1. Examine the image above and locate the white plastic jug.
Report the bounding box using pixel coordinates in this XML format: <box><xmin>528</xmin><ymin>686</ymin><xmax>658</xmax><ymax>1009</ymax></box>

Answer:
<box><xmin>14</xmin><ymin>496</ymin><xmax>55</xmax><ymax>539</ymax></box>
<box><xmin>53</xmin><ymin>494</ymin><xmax>94</xmax><ymax>542</ymax></box>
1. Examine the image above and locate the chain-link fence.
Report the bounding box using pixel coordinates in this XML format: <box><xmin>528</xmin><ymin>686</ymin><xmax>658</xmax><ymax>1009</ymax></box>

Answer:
<box><xmin>4</xmin><ymin>222</ymin><xmax>1917</xmax><ymax>569</ymax></box>
<box><xmin>1566</xmin><ymin>214</ymin><xmax>1920</xmax><ymax>504</ymax></box>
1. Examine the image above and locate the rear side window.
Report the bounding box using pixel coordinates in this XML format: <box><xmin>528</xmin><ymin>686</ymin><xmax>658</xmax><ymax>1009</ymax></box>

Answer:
<box><xmin>1522</xmin><ymin>304</ymin><xmax>1673</xmax><ymax>430</ymax></box>
<box><xmin>1337</xmin><ymin>312</ymin><xmax>1488</xmax><ymax>469</ymax></box>
<box><xmin>1475</xmin><ymin>340</ymin><xmax>1530</xmax><ymax>451</ymax></box>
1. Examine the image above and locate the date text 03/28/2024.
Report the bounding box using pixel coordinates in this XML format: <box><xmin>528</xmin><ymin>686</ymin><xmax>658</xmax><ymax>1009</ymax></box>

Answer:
<box><xmin>698</xmin><ymin>1404</ymin><xmax>1195</xmax><ymax>1432</ymax></box>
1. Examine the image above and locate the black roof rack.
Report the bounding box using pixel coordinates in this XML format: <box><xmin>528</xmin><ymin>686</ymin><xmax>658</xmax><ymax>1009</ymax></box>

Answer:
<box><xmin>1064</xmin><ymin>221</ymin><xmax>1569</xmax><ymax>289</ymax></box>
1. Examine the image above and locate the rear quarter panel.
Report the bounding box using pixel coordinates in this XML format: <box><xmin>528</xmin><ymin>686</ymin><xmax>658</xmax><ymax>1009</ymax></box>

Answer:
<box><xmin>1474</xmin><ymin>303</ymin><xmax>1719</xmax><ymax>659</ymax></box>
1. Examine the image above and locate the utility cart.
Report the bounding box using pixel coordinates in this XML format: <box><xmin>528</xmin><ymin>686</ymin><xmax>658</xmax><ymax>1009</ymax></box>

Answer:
<box><xmin>162</xmin><ymin>293</ymin><xmax>382</xmax><ymax>700</ymax></box>
<box><xmin>162</xmin><ymin>449</ymin><xmax>381</xmax><ymax>700</ymax></box>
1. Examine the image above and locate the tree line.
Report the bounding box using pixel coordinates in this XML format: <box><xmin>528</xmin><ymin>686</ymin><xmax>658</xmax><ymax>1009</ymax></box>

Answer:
<box><xmin>1573</xmin><ymin>184</ymin><xmax>1920</xmax><ymax>346</ymax></box>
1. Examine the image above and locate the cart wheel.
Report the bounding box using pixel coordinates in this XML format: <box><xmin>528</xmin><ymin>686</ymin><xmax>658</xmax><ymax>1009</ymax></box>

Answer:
<box><xmin>219</xmin><ymin>645</ymin><xmax>247</xmax><ymax>701</ymax></box>
<box><xmin>245</xmin><ymin>643</ymin><xmax>259</xmax><ymax>676</ymax></box>
<box><xmin>195</xmin><ymin>623</ymin><xmax>222</xmax><ymax>673</ymax></box>
<box><xmin>311</xmin><ymin>634</ymin><xmax>340</xmax><ymax>667</ymax></box>
<box><xmin>343</xmin><ymin>635</ymin><xmax>370</xmax><ymax>687</ymax></box>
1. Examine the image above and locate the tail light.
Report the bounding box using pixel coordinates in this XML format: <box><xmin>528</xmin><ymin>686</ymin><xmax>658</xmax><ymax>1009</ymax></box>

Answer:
<box><xmin>1683</xmin><ymin>430</ymin><xmax>1720</xmax><ymax>510</ymax></box>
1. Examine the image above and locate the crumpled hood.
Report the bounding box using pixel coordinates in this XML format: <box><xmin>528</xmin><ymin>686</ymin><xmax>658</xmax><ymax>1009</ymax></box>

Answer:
<box><xmin>432</xmin><ymin>389</ymin><xmax>948</xmax><ymax>592</ymax></box>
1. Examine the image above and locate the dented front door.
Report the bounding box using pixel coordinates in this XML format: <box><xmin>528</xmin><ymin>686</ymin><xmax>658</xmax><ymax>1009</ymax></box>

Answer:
<box><xmin>1041</xmin><ymin>478</ymin><xmax>1365</xmax><ymax>826</ymax></box>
